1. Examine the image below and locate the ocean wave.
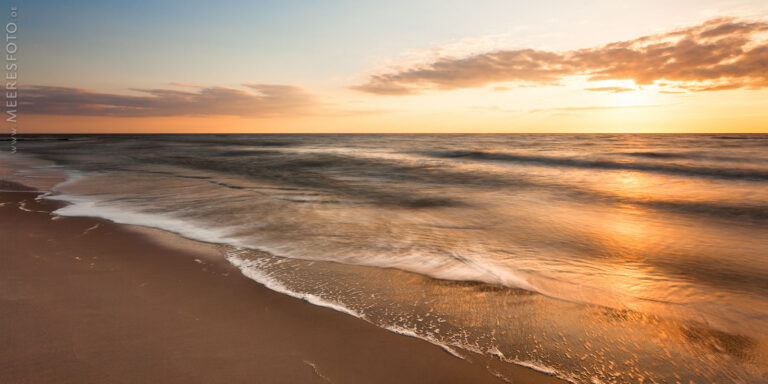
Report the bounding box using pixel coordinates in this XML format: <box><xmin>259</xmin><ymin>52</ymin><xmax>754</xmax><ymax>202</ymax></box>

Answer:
<box><xmin>427</xmin><ymin>150</ymin><xmax>768</xmax><ymax>180</ymax></box>
<box><xmin>638</xmin><ymin>200</ymin><xmax>768</xmax><ymax>222</ymax></box>
<box><xmin>145</xmin><ymin>154</ymin><xmax>468</xmax><ymax>208</ymax></box>
<box><xmin>620</xmin><ymin>151</ymin><xmax>768</xmax><ymax>165</ymax></box>
<box><xmin>46</xmin><ymin>192</ymin><xmax>247</xmax><ymax>248</ymax></box>
<box><xmin>620</xmin><ymin>151</ymin><xmax>685</xmax><ymax>159</ymax></box>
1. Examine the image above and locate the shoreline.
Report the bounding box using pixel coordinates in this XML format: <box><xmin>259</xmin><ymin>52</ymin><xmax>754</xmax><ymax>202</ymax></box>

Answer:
<box><xmin>0</xmin><ymin>182</ymin><xmax>564</xmax><ymax>383</ymax></box>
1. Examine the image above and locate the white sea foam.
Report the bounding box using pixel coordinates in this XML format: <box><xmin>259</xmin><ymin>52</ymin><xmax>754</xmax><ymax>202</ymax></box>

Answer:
<box><xmin>226</xmin><ymin>251</ymin><xmax>364</xmax><ymax>318</ymax></box>
<box><xmin>17</xmin><ymin>200</ymin><xmax>48</xmax><ymax>213</ymax></box>
<box><xmin>46</xmin><ymin>192</ymin><xmax>245</xmax><ymax>248</ymax></box>
<box><xmin>383</xmin><ymin>324</ymin><xmax>465</xmax><ymax>359</ymax></box>
<box><xmin>225</xmin><ymin>250</ymin><xmax>574</xmax><ymax>382</ymax></box>
<box><xmin>229</xmin><ymin>238</ymin><xmax>539</xmax><ymax>294</ymax></box>
<box><xmin>385</xmin><ymin>322</ymin><xmax>572</xmax><ymax>382</ymax></box>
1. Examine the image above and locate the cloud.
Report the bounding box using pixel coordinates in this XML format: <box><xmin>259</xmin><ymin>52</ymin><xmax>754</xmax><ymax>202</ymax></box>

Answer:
<box><xmin>168</xmin><ymin>82</ymin><xmax>205</xmax><ymax>88</ymax></box>
<box><xmin>529</xmin><ymin>104</ymin><xmax>665</xmax><ymax>113</ymax></box>
<box><xmin>353</xmin><ymin>17</ymin><xmax>768</xmax><ymax>95</ymax></box>
<box><xmin>584</xmin><ymin>86</ymin><xmax>635</xmax><ymax>93</ymax></box>
<box><xmin>21</xmin><ymin>84</ymin><xmax>322</xmax><ymax>117</ymax></box>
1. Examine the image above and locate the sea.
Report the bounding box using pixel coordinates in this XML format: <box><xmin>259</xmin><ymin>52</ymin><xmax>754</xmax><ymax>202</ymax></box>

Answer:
<box><xmin>3</xmin><ymin>134</ymin><xmax>767</xmax><ymax>383</ymax></box>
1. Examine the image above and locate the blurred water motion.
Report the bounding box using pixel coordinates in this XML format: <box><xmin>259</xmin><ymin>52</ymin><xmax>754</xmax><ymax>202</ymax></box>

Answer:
<box><xmin>8</xmin><ymin>133</ymin><xmax>768</xmax><ymax>382</ymax></box>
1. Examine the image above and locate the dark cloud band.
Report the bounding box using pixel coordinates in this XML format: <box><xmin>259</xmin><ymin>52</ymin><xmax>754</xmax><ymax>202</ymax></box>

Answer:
<box><xmin>21</xmin><ymin>84</ymin><xmax>319</xmax><ymax>117</ymax></box>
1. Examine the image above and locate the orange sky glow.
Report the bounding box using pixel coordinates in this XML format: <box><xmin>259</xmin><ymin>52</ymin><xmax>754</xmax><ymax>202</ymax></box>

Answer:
<box><xmin>9</xmin><ymin>7</ymin><xmax>768</xmax><ymax>133</ymax></box>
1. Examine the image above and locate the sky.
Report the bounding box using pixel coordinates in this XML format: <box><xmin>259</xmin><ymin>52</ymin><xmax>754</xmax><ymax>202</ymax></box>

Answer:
<box><xmin>4</xmin><ymin>0</ymin><xmax>768</xmax><ymax>133</ymax></box>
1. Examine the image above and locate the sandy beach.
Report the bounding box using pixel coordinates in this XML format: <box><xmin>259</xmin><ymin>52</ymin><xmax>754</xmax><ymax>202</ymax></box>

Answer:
<box><xmin>0</xmin><ymin>182</ymin><xmax>564</xmax><ymax>384</ymax></box>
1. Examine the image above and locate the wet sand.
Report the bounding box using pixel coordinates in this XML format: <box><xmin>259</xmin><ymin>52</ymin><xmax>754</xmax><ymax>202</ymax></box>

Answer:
<box><xmin>0</xmin><ymin>183</ymin><xmax>564</xmax><ymax>384</ymax></box>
